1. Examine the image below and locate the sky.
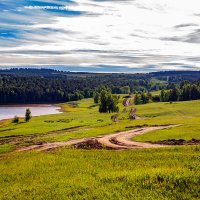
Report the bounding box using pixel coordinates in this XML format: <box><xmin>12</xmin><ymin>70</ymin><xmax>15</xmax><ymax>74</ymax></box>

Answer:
<box><xmin>1</xmin><ymin>0</ymin><xmax>200</xmax><ymax>72</ymax></box>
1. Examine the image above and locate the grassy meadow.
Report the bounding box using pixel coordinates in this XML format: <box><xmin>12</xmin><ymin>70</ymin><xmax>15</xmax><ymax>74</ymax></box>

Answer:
<box><xmin>0</xmin><ymin>96</ymin><xmax>200</xmax><ymax>199</ymax></box>
<box><xmin>0</xmin><ymin>96</ymin><xmax>200</xmax><ymax>146</ymax></box>
<box><xmin>0</xmin><ymin>147</ymin><xmax>199</xmax><ymax>200</ymax></box>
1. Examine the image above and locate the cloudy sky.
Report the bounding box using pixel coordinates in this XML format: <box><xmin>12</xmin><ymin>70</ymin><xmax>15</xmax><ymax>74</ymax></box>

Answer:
<box><xmin>1</xmin><ymin>0</ymin><xmax>200</xmax><ymax>72</ymax></box>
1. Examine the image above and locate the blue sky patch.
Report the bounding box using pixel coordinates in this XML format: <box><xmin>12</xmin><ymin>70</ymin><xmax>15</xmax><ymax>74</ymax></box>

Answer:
<box><xmin>0</xmin><ymin>0</ymin><xmax>200</xmax><ymax>72</ymax></box>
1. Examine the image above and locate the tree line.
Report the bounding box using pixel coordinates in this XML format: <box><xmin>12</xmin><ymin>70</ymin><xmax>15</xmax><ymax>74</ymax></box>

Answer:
<box><xmin>1</xmin><ymin>69</ymin><xmax>199</xmax><ymax>105</ymax></box>
<box><xmin>0</xmin><ymin>74</ymin><xmax>163</xmax><ymax>104</ymax></box>
<box><xmin>160</xmin><ymin>81</ymin><xmax>200</xmax><ymax>102</ymax></box>
<box><xmin>134</xmin><ymin>81</ymin><xmax>200</xmax><ymax>105</ymax></box>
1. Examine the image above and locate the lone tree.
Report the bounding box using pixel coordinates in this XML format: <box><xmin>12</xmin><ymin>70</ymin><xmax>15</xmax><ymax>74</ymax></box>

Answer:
<box><xmin>99</xmin><ymin>91</ymin><xmax>119</xmax><ymax>113</ymax></box>
<box><xmin>25</xmin><ymin>108</ymin><xmax>32</xmax><ymax>122</ymax></box>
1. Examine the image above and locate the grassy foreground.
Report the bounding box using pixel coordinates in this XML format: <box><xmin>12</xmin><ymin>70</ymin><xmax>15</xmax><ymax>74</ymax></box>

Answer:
<box><xmin>0</xmin><ymin>146</ymin><xmax>199</xmax><ymax>200</ymax></box>
<box><xmin>0</xmin><ymin>97</ymin><xmax>200</xmax><ymax>199</ymax></box>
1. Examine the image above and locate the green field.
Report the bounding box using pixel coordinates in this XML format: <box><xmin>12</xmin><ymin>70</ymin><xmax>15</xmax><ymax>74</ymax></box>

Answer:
<box><xmin>0</xmin><ymin>97</ymin><xmax>200</xmax><ymax>199</ymax></box>
<box><xmin>0</xmin><ymin>147</ymin><xmax>199</xmax><ymax>200</ymax></box>
<box><xmin>0</xmin><ymin>97</ymin><xmax>200</xmax><ymax>147</ymax></box>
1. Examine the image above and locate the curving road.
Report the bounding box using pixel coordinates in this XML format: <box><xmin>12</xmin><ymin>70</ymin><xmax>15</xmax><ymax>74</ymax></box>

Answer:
<box><xmin>17</xmin><ymin>125</ymin><xmax>178</xmax><ymax>152</ymax></box>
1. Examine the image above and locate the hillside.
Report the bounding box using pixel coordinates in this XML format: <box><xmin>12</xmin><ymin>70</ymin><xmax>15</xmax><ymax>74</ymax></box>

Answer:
<box><xmin>0</xmin><ymin>97</ymin><xmax>199</xmax><ymax>199</ymax></box>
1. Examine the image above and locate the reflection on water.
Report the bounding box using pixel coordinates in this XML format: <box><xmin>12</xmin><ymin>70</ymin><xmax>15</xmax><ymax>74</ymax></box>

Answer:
<box><xmin>0</xmin><ymin>105</ymin><xmax>61</xmax><ymax>120</ymax></box>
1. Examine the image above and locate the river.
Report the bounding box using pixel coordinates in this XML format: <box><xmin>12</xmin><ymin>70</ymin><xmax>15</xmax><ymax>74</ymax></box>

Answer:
<box><xmin>0</xmin><ymin>105</ymin><xmax>61</xmax><ymax>120</ymax></box>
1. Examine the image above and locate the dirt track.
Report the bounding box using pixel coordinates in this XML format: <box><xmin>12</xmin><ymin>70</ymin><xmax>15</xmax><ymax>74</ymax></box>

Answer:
<box><xmin>17</xmin><ymin>125</ymin><xmax>178</xmax><ymax>152</ymax></box>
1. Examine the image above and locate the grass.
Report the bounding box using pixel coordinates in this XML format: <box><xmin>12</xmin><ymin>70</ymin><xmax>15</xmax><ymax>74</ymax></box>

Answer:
<box><xmin>0</xmin><ymin>146</ymin><xmax>199</xmax><ymax>200</ymax></box>
<box><xmin>0</xmin><ymin>144</ymin><xmax>15</xmax><ymax>154</ymax></box>
<box><xmin>134</xmin><ymin>100</ymin><xmax>200</xmax><ymax>142</ymax></box>
<box><xmin>0</xmin><ymin>97</ymin><xmax>200</xmax><ymax>199</ymax></box>
<box><xmin>0</xmin><ymin>98</ymin><xmax>200</xmax><ymax>147</ymax></box>
<box><xmin>0</xmin><ymin>99</ymin><xmax>112</xmax><ymax>138</ymax></box>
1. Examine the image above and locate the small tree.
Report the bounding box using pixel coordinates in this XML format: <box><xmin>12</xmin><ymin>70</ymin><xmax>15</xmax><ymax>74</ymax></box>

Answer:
<box><xmin>99</xmin><ymin>91</ymin><xmax>119</xmax><ymax>113</ymax></box>
<box><xmin>134</xmin><ymin>93</ymin><xmax>141</xmax><ymax>105</ymax></box>
<box><xmin>94</xmin><ymin>92</ymin><xmax>100</xmax><ymax>104</ymax></box>
<box><xmin>169</xmin><ymin>87</ymin><xmax>180</xmax><ymax>102</ymax></box>
<box><xmin>120</xmin><ymin>86</ymin><xmax>130</xmax><ymax>94</ymax></box>
<box><xmin>107</xmin><ymin>94</ymin><xmax>119</xmax><ymax>113</ymax></box>
<box><xmin>25</xmin><ymin>108</ymin><xmax>32</xmax><ymax>122</ymax></box>
<box><xmin>141</xmin><ymin>92</ymin><xmax>149</xmax><ymax>104</ymax></box>
<box><xmin>94</xmin><ymin>86</ymin><xmax>111</xmax><ymax>104</ymax></box>
<box><xmin>12</xmin><ymin>116</ymin><xmax>19</xmax><ymax>123</ymax></box>
<box><xmin>99</xmin><ymin>91</ymin><xmax>108</xmax><ymax>113</ymax></box>
<box><xmin>160</xmin><ymin>90</ymin><xmax>166</xmax><ymax>102</ymax></box>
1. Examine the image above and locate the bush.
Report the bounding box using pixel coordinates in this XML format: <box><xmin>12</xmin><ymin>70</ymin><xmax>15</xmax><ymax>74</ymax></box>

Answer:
<box><xmin>12</xmin><ymin>116</ymin><xmax>19</xmax><ymax>123</ymax></box>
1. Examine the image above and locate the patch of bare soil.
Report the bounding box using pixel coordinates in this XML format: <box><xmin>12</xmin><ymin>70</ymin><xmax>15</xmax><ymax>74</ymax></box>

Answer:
<box><xmin>152</xmin><ymin>138</ymin><xmax>200</xmax><ymax>145</ymax></box>
<box><xmin>122</xmin><ymin>98</ymin><xmax>130</xmax><ymax>107</ymax></box>
<box><xmin>72</xmin><ymin>139</ymin><xmax>113</xmax><ymax>150</ymax></box>
<box><xmin>16</xmin><ymin>125</ymin><xmax>185</xmax><ymax>152</ymax></box>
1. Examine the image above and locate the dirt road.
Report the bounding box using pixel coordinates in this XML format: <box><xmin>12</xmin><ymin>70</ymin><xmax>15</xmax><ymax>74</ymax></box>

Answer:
<box><xmin>17</xmin><ymin>125</ymin><xmax>178</xmax><ymax>152</ymax></box>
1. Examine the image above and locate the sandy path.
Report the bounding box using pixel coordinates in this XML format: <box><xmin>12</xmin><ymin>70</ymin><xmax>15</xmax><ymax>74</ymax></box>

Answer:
<box><xmin>103</xmin><ymin>126</ymin><xmax>176</xmax><ymax>149</ymax></box>
<box><xmin>16</xmin><ymin>125</ymin><xmax>178</xmax><ymax>152</ymax></box>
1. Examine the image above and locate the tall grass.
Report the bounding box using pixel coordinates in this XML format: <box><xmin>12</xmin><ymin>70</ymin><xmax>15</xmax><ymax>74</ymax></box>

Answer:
<box><xmin>0</xmin><ymin>98</ymin><xmax>199</xmax><ymax>199</ymax></box>
<box><xmin>0</xmin><ymin>146</ymin><xmax>199</xmax><ymax>200</ymax></box>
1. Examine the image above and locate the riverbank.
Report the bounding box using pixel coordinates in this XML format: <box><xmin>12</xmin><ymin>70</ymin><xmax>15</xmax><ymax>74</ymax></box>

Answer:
<box><xmin>0</xmin><ymin>104</ymin><xmax>62</xmax><ymax>121</ymax></box>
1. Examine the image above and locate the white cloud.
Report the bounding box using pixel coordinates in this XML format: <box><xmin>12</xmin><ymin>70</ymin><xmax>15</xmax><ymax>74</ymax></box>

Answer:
<box><xmin>0</xmin><ymin>0</ymin><xmax>200</xmax><ymax>71</ymax></box>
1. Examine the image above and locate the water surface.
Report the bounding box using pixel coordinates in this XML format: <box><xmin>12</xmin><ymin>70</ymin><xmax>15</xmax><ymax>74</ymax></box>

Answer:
<box><xmin>0</xmin><ymin>105</ymin><xmax>61</xmax><ymax>120</ymax></box>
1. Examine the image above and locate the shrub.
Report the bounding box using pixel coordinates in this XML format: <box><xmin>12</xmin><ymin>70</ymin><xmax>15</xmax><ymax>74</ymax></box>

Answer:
<box><xmin>12</xmin><ymin>116</ymin><xmax>19</xmax><ymax>123</ymax></box>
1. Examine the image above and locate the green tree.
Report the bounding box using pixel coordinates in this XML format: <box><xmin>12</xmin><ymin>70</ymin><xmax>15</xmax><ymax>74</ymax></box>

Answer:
<box><xmin>168</xmin><ymin>87</ymin><xmax>179</xmax><ymax>102</ymax></box>
<box><xmin>160</xmin><ymin>90</ymin><xmax>166</xmax><ymax>102</ymax></box>
<box><xmin>120</xmin><ymin>86</ymin><xmax>130</xmax><ymax>94</ymax></box>
<box><xmin>93</xmin><ymin>92</ymin><xmax>100</xmax><ymax>104</ymax></box>
<box><xmin>94</xmin><ymin>86</ymin><xmax>111</xmax><ymax>105</ymax></box>
<box><xmin>147</xmin><ymin>92</ymin><xmax>152</xmax><ymax>102</ymax></box>
<box><xmin>25</xmin><ymin>108</ymin><xmax>32</xmax><ymax>122</ymax></box>
<box><xmin>134</xmin><ymin>93</ymin><xmax>141</xmax><ymax>105</ymax></box>
<box><xmin>99</xmin><ymin>91</ymin><xmax>119</xmax><ymax>113</ymax></box>
<box><xmin>107</xmin><ymin>94</ymin><xmax>119</xmax><ymax>113</ymax></box>
<box><xmin>191</xmin><ymin>85</ymin><xmax>199</xmax><ymax>100</ymax></box>
<box><xmin>141</xmin><ymin>92</ymin><xmax>149</xmax><ymax>104</ymax></box>
<box><xmin>99</xmin><ymin>91</ymin><xmax>108</xmax><ymax>113</ymax></box>
<box><xmin>181</xmin><ymin>85</ymin><xmax>191</xmax><ymax>101</ymax></box>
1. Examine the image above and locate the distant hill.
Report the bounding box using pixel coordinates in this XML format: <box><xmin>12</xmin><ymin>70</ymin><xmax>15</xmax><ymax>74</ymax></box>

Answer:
<box><xmin>1</xmin><ymin>68</ymin><xmax>200</xmax><ymax>82</ymax></box>
<box><xmin>0</xmin><ymin>68</ymin><xmax>66</xmax><ymax>78</ymax></box>
<box><xmin>150</xmin><ymin>71</ymin><xmax>200</xmax><ymax>82</ymax></box>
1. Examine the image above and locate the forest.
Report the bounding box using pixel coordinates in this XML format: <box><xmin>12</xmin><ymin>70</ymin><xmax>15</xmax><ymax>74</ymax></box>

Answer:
<box><xmin>134</xmin><ymin>81</ymin><xmax>200</xmax><ymax>105</ymax></box>
<box><xmin>0</xmin><ymin>69</ymin><xmax>158</xmax><ymax>104</ymax></box>
<box><xmin>0</xmin><ymin>68</ymin><xmax>200</xmax><ymax>104</ymax></box>
<box><xmin>160</xmin><ymin>81</ymin><xmax>200</xmax><ymax>102</ymax></box>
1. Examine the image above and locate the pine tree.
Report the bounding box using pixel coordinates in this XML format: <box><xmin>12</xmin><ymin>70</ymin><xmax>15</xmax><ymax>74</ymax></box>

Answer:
<box><xmin>25</xmin><ymin>108</ymin><xmax>32</xmax><ymax>122</ymax></box>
